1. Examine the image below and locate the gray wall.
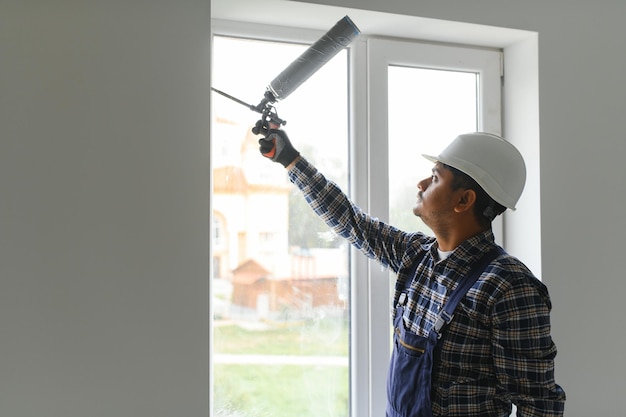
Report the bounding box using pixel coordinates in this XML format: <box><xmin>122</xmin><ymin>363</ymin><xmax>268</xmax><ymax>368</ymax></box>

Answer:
<box><xmin>2</xmin><ymin>0</ymin><xmax>625</xmax><ymax>415</ymax></box>
<box><xmin>0</xmin><ymin>1</ymin><xmax>209</xmax><ymax>416</ymax></box>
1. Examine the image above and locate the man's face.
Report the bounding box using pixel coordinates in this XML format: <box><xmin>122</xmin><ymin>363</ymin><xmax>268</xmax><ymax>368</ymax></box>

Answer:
<box><xmin>412</xmin><ymin>163</ymin><xmax>464</xmax><ymax>228</ymax></box>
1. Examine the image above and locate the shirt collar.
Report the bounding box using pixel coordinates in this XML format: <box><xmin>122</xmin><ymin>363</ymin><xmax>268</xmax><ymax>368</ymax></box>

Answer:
<box><xmin>438</xmin><ymin>229</ymin><xmax>497</xmax><ymax>265</ymax></box>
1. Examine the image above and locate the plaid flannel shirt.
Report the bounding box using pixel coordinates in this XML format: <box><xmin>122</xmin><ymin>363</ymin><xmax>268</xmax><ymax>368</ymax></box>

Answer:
<box><xmin>289</xmin><ymin>157</ymin><xmax>565</xmax><ymax>417</ymax></box>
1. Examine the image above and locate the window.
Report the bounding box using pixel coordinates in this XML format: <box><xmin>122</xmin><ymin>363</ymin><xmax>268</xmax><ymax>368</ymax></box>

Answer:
<box><xmin>211</xmin><ymin>21</ymin><xmax>502</xmax><ymax>417</ymax></box>
<box><xmin>212</xmin><ymin>215</ymin><xmax>226</xmax><ymax>250</ymax></box>
<box><xmin>211</xmin><ymin>30</ymin><xmax>350</xmax><ymax>417</ymax></box>
<box><xmin>352</xmin><ymin>38</ymin><xmax>502</xmax><ymax>416</ymax></box>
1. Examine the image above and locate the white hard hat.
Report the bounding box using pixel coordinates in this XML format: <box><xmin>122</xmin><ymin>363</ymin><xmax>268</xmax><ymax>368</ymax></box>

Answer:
<box><xmin>422</xmin><ymin>132</ymin><xmax>526</xmax><ymax>210</ymax></box>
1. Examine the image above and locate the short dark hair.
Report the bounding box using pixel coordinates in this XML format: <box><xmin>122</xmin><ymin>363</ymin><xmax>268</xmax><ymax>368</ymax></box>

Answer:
<box><xmin>443</xmin><ymin>164</ymin><xmax>506</xmax><ymax>226</ymax></box>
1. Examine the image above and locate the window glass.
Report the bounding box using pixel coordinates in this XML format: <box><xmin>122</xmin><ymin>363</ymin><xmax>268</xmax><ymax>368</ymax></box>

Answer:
<box><xmin>388</xmin><ymin>66</ymin><xmax>478</xmax><ymax>233</ymax></box>
<box><xmin>211</xmin><ymin>35</ymin><xmax>350</xmax><ymax>417</ymax></box>
<box><xmin>211</xmin><ymin>28</ymin><xmax>502</xmax><ymax>417</ymax></box>
<box><xmin>363</xmin><ymin>39</ymin><xmax>501</xmax><ymax>414</ymax></box>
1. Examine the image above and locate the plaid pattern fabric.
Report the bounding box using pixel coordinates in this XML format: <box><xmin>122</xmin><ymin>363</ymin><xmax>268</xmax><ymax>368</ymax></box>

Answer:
<box><xmin>289</xmin><ymin>157</ymin><xmax>565</xmax><ymax>416</ymax></box>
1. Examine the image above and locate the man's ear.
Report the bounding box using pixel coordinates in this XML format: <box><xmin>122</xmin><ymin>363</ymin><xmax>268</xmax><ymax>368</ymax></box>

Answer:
<box><xmin>455</xmin><ymin>189</ymin><xmax>476</xmax><ymax>213</ymax></box>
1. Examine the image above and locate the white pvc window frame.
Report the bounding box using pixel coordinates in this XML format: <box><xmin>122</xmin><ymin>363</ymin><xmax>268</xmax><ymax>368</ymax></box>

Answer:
<box><xmin>210</xmin><ymin>19</ymin><xmax>502</xmax><ymax>417</ymax></box>
<box><xmin>354</xmin><ymin>37</ymin><xmax>502</xmax><ymax>417</ymax></box>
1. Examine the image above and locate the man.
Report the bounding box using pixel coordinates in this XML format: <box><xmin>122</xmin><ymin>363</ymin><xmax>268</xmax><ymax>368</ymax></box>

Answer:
<box><xmin>257</xmin><ymin>123</ymin><xmax>566</xmax><ymax>417</ymax></box>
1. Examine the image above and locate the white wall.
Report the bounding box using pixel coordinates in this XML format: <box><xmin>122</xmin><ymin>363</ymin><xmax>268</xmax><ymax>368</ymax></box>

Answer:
<box><xmin>214</xmin><ymin>1</ymin><xmax>626</xmax><ymax>416</ymax></box>
<box><xmin>0</xmin><ymin>1</ymin><xmax>209</xmax><ymax>416</ymax></box>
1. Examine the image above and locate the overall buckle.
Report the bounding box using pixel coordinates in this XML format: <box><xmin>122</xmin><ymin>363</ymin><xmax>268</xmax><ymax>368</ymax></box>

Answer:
<box><xmin>434</xmin><ymin>311</ymin><xmax>453</xmax><ymax>339</ymax></box>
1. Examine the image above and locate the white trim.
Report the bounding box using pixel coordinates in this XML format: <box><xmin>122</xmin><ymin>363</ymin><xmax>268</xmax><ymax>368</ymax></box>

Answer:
<box><xmin>211</xmin><ymin>0</ymin><xmax>533</xmax><ymax>48</ymax></box>
<box><xmin>348</xmin><ymin>37</ymin><xmax>371</xmax><ymax>417</ymax></box>
<box><xmin>212</xmin><ymin>18</ymin><xmax>327</xmax><ymax>44</ymax></box>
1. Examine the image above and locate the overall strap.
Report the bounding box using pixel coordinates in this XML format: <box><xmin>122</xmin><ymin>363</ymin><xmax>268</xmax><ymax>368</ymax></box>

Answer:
<box><xmin>433</xmin><ymin>246</ymin><xmax>504</xmax><ymax>338</ymax></box>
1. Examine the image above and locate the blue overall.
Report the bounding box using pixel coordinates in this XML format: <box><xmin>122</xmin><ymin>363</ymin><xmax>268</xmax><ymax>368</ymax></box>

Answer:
<box><xmin>386</xmin><ymin>248</ymin><xmax>502</xmax><ymax>417</ymax></box>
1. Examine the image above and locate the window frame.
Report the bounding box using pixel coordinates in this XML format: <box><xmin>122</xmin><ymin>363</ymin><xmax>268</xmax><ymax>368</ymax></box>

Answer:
<box><xmin>210</xmin><ymin>20</ymin><xmax>354</xmax><ymax>417</ymax></box>
<box><xmin>211</xmin><ymin>19</ymin><xmax>505</xmax><ymax>417</ymax></box>
<box><xmin>362</xmin><ymin>37</ymin><xmax>503</xmax><ymax>417</ymax></box>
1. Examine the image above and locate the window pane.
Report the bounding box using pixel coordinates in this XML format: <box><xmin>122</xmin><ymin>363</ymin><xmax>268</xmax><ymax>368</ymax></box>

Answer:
<box><xmin>387</xmin><ymin>66</ymin><xmax>478</xmax><ymax>345</ymax></box>
<box><xmin>388</xmin><ymin>66</ymin><xmax>477</xmax><ymax>233</ymax></box>
<box><xmin>211</xmin><ymin>36</ymin><xmax>350</xmax><ymax>417</ymax></box>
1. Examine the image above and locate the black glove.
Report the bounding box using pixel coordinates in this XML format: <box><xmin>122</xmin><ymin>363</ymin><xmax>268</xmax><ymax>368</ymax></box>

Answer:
<box><xmin>258</xmin><ymin>127</ymin><xmax>300</xmax><ymax>168</ymax></box>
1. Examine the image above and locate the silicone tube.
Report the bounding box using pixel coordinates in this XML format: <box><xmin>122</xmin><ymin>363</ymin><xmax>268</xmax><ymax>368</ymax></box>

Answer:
<box><xmin>267</xmin><ymin>15</ymin><xmax>360</xmax><ymax>101</ymax></box>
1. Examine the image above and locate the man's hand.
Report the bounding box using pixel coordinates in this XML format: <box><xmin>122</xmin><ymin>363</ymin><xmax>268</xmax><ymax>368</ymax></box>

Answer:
<box><xmin>257</xmin><ymin>124</ymin><xmax>300</xmax><ymax>168</ymax></box>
